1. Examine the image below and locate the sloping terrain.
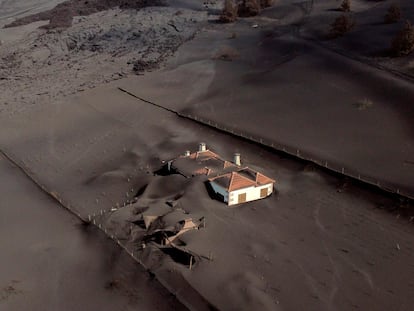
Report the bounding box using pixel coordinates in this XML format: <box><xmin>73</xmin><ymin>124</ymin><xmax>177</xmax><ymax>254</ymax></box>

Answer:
<box><xmin>0</xmin><ymin>154</ymin><xmax>186</xmax><ymax>311</ymax></box>
<box><xmin>1</xmin><ymin>1</ymin><xmax>414</xmax><ymax>310</ymax></box>
<box><xmin>118</xmin><ymin>0</ymin><xmax>414</xmax><ymax>198</ymax></box>
<box><xmin>1</xmin><ymin>79</ymin><xmax>413</xmax><ymax>310</ymax></box>
<box><xmin>0</xmin><ymin>5</ymin><xmax>207</xmax><ymax>115</ymax></box>
<box><xmin>0</xmin><ymin>0</ymin><xmax>65</xmax><ymax>27</ymax></box>
<box><xmin>299</xmin><ymin>0</ymin><xmax>414</xmax><ymax>78</ymax></box>
<box><xmin>3</xmin><ymin>0</ymin><xmax>165</xmax><ymax>29</ymax></box>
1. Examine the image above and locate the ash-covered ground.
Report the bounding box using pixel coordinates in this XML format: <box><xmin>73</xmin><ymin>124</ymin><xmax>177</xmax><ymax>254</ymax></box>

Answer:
<box><xmin>0</xmin><ymin>3</ymin><xmax>208</xmax><ymax>115</ymax></box>
<box><xmin>3</xmin><ymin>0</ymin><xmax>166</xmax><ymax>29</ymax></box>
<box><xmin>1</xmin><ymin>1</ymin><xmax>414</xmax><ymax>311</ymax></box>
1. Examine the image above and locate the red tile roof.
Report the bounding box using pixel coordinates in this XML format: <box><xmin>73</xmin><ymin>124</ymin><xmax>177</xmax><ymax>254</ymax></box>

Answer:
<box><xmin>256</xmin><ymin>172</ymin><xmax>275</xmax><ymax>185</ymax></box>
<box><xmin>172</xmin><ymin>149</ymin><xmax>236</xmax><ymax>177</ymax></box>
<box><xmin>229</xmin><ymin>172</ymin><xmax>257</xmax><ymax>191</ymax></box>
<box><xmin>194</xmin><ymin>150</ymin><xmax>220</xmax><ymax>160</ymax></box>
<box><xmin>224</xmin><ymin>160</ymin><xmax>236</xmax><ymax>169</ymax></box>
<box><xmin>209</xmin><ymin>167</ymin><xmax>275</xmax><ymax>192</ymax></box>
<box><xmin>171</xmin><ymin>149</ymin><xmax>275</xmax><ymax>189</ymax></box>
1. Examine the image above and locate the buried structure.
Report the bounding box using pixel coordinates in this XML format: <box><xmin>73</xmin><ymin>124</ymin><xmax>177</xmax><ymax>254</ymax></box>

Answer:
<box><xmin>166</xmin><ymin>143</ymin><xmax>276</xmax><ymax>206</ymax></box>
<box><xmin>141</xmin><ymin>207</ymin><xmax>204</xmax><ymax>247</ymax></box>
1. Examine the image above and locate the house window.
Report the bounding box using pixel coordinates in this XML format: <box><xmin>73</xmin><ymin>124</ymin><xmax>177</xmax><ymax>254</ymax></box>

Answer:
<box><xmin>260</xmin><ymin>188</ymin><xmax>268</xmax><ymax>198</ymax></box>
<box><xmin>238</xmin><ymin>193</ymin><xmax>246</xmax><ymax>203</ymax></box>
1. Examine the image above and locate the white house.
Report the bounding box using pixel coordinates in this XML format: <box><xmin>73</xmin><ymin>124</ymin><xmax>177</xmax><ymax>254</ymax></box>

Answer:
<box><xmin>208</xmin><ymin>167</ymin><xmax>275</xmax><ymax>206</ymax></box>
<box><xmin>164</xmin><ymin>143</ymin><xmax>276</xmax><ymax>206</ymax></box>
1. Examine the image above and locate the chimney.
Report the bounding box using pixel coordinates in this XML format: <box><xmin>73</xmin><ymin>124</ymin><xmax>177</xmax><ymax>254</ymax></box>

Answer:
<box><xmin>233</xmin><ymin>153</ymin><xmax>241</xmax><ymax>166</ymax></box>
<box><xmin>199</xmin><ymin>142</ymin><xmax>207</xmax><ymax>152</ymax></box>
<box><xmin>184</xmin><ymin>150</ymin><xmax>191</xmax><ymax>157</ymax></box>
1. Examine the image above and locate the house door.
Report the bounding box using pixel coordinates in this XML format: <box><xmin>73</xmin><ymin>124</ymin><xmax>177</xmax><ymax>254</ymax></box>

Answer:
<box><xmin>238</xmin><ymin>193</ymin><xmax>246</xmax><ymax>203</ymax></box>
<box><xmin>260</xmin><ymin>188</ymin><xmax>268</xmax><ymax>198</ymax></box>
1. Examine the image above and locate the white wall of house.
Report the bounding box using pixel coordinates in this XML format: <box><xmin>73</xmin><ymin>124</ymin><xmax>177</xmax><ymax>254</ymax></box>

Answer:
<box><xmin>228</xmin><ymin>183</ymin><xmax>273</xmax><ymax>206</ymax></box>
<box><xmin>210</xmin><ymin>182</ymin><xmax>229</xmax><ymax>203</ymax></box>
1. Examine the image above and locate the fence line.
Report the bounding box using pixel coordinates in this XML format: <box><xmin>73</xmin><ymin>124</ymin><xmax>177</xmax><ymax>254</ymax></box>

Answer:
<box><xmin>177</xmin><ymin>114</ymin><xmax>414</xmax><ymax>201</ymax></box>
<box><xmin>0</xmin><ymin>148</ymin><xmax>212</xmax><ymax>311</ymax></box>
<box><xmin>0</xmin><ymin>149</ymin><xmax>89</xmax><ymax>221</ymax></box>
<box><xmin>5</xmin><ymin>87</ymin><xmax>409</xmax><ymax>306</ymax></box>
<box><xmin>122</xmin><ymin>83</ymin><xmax>414</xmax><ymax>200</ymax></box>
<box><xmin>87</xmin><ymin>211</ymin><xmax>209</xmax><ymax>310</ymax></box>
